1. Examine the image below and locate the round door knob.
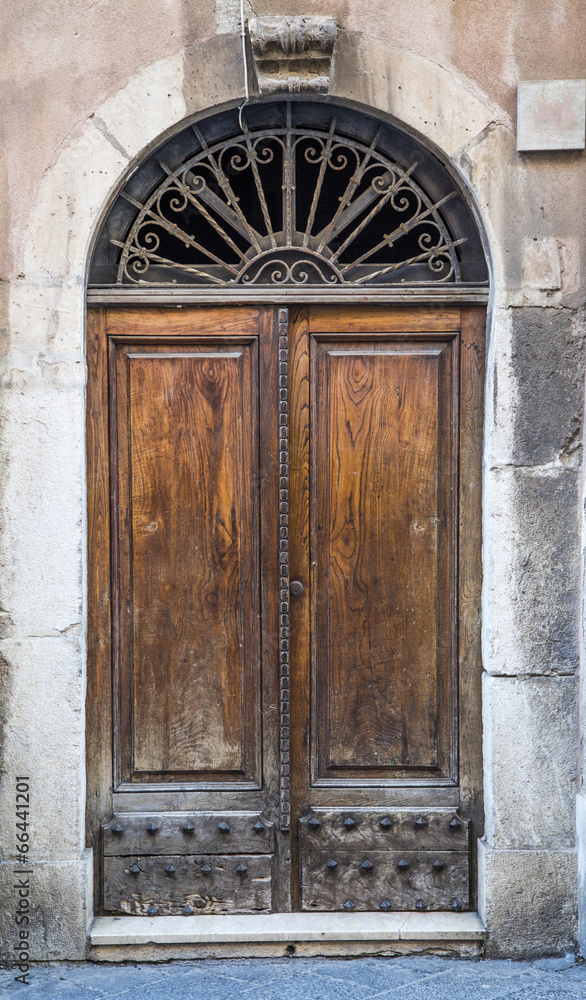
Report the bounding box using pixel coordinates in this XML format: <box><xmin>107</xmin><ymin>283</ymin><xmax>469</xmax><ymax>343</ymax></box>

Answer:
<box><xmin>290</xmin><ymin>580</ymin><xmax>304</xmax><ymax>597</ymax></box>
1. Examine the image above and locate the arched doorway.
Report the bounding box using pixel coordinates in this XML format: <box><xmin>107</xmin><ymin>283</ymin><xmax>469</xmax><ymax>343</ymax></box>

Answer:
<box><xmin>86</xmin><ymin>97</ymin><xmax>488</xmax><ymax>917</ymax></box>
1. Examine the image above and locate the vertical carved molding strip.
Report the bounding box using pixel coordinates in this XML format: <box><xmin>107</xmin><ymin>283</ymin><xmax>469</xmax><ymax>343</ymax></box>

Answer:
<box><xmin>278</xmin><ymin>307</ymin><xmax>291</xmax><ymax>832</ymax></box>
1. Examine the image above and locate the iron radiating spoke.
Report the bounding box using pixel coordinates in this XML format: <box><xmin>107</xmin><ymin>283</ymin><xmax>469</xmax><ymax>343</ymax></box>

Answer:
<box><xmin>241</xmin><ymin>120</ymin><xmax>277</xmax><ymax>249</ymax></box>
<box><xmin>301</xmin><ymin>119</ymin><xmax>337</xmax><ymax>247</ymax></box>
<box><xmin>191</xmin><ymin>124</ymin><xmax>264</xmax><ymax>254</ymax></box>
<box><xmin>283</xmin><ymin>103</ymin><xmax>295</xmax><ymax>245</ymax></box>
<box><xmin>327</xmin><ymin>164</ymin><xmax>418</xmax><ymax>261</ymax></box>
<box><xmin>120</xmin><ymin>192</ymin><xmax>240</xmax><ymax>274</ymax></box>
<box><xmin>353</xmin><ymin>240</ymin><xmax>465</xmax><ymax>284</ymax></box>
<box><xmin>341</xmin><ymin>193</ymin><xmax>460</xmax><ymax>276</ymax></box>
<box><xmin>112</xmin><ymin>239</ymin><xmax>227</xmax><ymax>284</ymax></box>
<box><xmin>159</xmin><ymin>162</ymin><xmax>249</xmax><ymax>263</ymax></box>
<box><xmin>315</xmin><ymin>128</ymin><xmax>383</xmax><ymax>255</ymax></box>
<box><xmin>106</xmin><ymin>104</ymin><xmax>475</xmax><ymax>287</ymax></box>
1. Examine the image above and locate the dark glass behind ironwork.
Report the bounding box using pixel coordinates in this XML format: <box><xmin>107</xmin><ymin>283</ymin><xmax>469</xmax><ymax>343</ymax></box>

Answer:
<box><xmin>89</xmin><ymin>100</ymin><xmax>488</xmax><ymax>288</ymax></box>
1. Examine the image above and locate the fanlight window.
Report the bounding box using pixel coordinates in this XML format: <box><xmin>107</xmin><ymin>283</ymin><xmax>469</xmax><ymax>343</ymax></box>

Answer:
<box><xmin>90</xmin><ymin>100</ymin><xmax>488</xmax><ymax>288</ymax></box>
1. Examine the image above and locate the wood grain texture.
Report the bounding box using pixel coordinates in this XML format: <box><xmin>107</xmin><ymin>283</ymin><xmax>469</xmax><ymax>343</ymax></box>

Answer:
<box><xmin>301</xmin><ymin>850</ymin><xmax>469</xmax><ymax>911</ymax></box>
<box><xmin>458</xmin><ymin>307</ymin><xmax>486</xmax><ymax>907</ymax></box>
<box><xmin>312</xmin><ymin>339</ymin><xmax>456</xmax><ymax>780</ymax></box>
<box><xmin>105</xmin><ymin>306</ymin><xmax>261</xmax><ymax>340</ymax></box>
<box><xmin>288</xmin><ymin>307</ymin><xmax>311</xmax><ymax>910</ymax></box>
<box><xmin>85</xmin><ymin>307</ymin><xmax>112</xmax><ymax>911</ymax></box>
<box><xmin>87</xmin><ymin>302</ymin><xmax>486</xmax><ymax>918</ymax></box>
<box><xmin>103</xmin><ymin>812</ymin><xmax>274</xmax><ymax>856</ymax></box>
<box><xmin>258</xmin><ymin>308</ymin><xmax>292</xmax><ymax>911</ymax></box>
<box><xmin>104</xmin><ymin>854</ymin><xmax>272</xmax><ymax>915</ymax></box>
<box><xmin>308</xmin><ymin>306</ymin><xmax>462</xmax><ymax>333</ymax></box>
<box><xmin>299</xmin><ymin>809</ymin><xmax>469</xmax><ymax>851</ymax></box>
<box><xmin>112</xmin><ymin>340</ymin><xmax>261</xmax><ymax>782</ymax></box>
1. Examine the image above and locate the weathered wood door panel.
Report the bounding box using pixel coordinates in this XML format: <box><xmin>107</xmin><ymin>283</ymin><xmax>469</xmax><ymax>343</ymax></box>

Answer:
<box><xmin>312</xmin><ymin>338</ymin><xmax>456</xmax><ymax>782</ymax></box>
<box><xmin>112</xmin><ymin>340</ymin><xmax>261</xmax><ymax>784</ymax></box>
<box><xmin>86</xmin><ymin>303</ymin><xmax>484</xmax><ymax>916</ymax></box>
<box><xmin>287</xmin><ymin>305</ymin><xmax>484</xmax><ymax>913</ymax></box>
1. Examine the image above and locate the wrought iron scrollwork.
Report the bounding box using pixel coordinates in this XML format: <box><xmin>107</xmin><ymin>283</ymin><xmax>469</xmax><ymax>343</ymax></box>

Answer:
<box><xmin>103</xmin><ymin>103</ymin><xmax>476</xmax><ymax>288</ymax></box>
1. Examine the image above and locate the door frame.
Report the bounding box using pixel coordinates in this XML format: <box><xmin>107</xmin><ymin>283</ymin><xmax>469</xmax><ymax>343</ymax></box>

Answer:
<box><xmin>85</xmin><ymin>299</ymin><xmax>486</xmax><ymax>915</ymax></box>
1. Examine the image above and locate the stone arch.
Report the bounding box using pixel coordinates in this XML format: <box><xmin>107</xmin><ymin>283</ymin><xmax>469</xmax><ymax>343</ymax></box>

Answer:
<box><xmin>7</xmin><ymin>29</ymin><xmax>511</xmax><ymax>956</ymax></box>
<box><xmin>17</xmin><ymin>30</ymin><xmax>504</xmax><ymax>302</ymax></box>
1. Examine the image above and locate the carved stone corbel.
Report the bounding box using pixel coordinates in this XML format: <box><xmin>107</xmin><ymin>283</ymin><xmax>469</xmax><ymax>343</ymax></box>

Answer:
<box><xmin>248</xmin><ymin>16</ymin><xmax>337</xmax><ymax>95</ymax></box>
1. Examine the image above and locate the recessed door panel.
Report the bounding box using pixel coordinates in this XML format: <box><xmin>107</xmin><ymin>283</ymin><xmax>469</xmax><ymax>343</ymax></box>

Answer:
<box><xmin>87</xmin><ymin>304</ymin><xmax>484</xmax><ymax>917</ymax></box>
<box><xmin>112</xmin><ymin>340</ymin><xmax>261</xmax><ymax>785</ymax></box>
<box><xmin>312</xmin><ymin>339</ymin><xmax>456</xmax><ymax>783</ymax></box>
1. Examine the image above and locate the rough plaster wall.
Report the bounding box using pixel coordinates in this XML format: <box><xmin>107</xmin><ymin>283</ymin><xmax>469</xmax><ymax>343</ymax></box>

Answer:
<box><xmin>0</xmin><ymin>0</ymin><xmax>585</xmax><ymax>962</ymax></box>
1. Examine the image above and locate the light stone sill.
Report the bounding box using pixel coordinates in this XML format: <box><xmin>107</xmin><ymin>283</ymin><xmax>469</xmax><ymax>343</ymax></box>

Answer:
<box><xmin>90</xmin><ymin>912</ymin><xmax>485</xmax><ymax>946</ymax></box>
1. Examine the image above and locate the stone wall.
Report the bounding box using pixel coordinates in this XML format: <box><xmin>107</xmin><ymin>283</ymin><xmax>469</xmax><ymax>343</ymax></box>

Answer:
<box><xmin>0</xmin><ymin>0</ymin><xmax>585</xmax><ymax>960</ymax></box>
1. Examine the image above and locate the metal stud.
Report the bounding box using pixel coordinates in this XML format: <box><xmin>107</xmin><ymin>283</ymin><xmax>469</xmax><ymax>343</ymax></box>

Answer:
<box><xmin>236</xmin><ymin>864</ymin><xmax>248</xmax><ymax>876</ymax></box>
<box><xmin>379</xmin><ymin>817</ymin><xmax>392</xmax><ymax>829</ymax></box>
<box><xmin>182</xmin><ymin>822</ymin><xmax>195</xmax><ymax>833</ymax></box>
<box><xmin>218</xmin><ymin>821</ymin><xmax>230</xmax><ymax>833</ymax></box>
<box><xmin>112</xmin><ymin>823</ymin><xmax>123</xmax><ymax>834</ymax></box>
<box><xmin>253</xmin><ymin>821</ymin><xmax>265</xmax><ymax>833</ymax></box>
<box><xmin>451</xmin><ymin>899</ymin><xmax>462</xmax><ymax>911</ymax></box>
<box><xmin>343</xmin><ymin>817</ymin><xmax>355</xmax><ymax>829</ymax></box>
<box><xmin>380</xmin><ymin>899</ymin><xmax>392</xmax><ymax>911</ymax></box>
<box><xmin>146</xmin><ymin>822</ymin><xmax>158</xmax><ymax>834</ymax></box>
<box><xmin>397</xmin><ymin>859</ymin><xmax>409</xmax><ymax>870</ymax></box>
<box><xmin>343</xmin><ymin>900</ymin><xmax>355</xmax><ymax>911</ymax></box>
<box><xmin>361</xmin><ymin>859</ymin><xmax>374</xmax><ymax>871</ymax></box>
<box><xmin>147</xmin><ymin>906</ymin><xmax>158</xmax><ymax>916</ymax></box>
<box><xmin>416</xmin><ymin>899</ymin><xmax>426</xmax><ymax>911</ymax></box>
<box><xmin>182</xmin><ymin>904</ymin><xmax>194</xmax><ymax>916</ymax></box>
<box><xmin>165</xmin><ymin>864</ymin><xmax>176</xmax><ymax>875</ymax></box>
<box><xmin>432</xmin><ymin>859</ymin><xmax>445</xmax><ymax>871</ymax></box>
<box><xmin>414</xmin><ymin>816</ymin><xmax>427</xmax><ymax>830</ymax></box>
<box><xmin>129</xmin><ymin>864</ymin><xmax>141</xmax><ymax>875</ymax></box>
<box><xmin>200</xmin><ymin>864</ymin><xmax>212</xmax><ymax>874</ymax></box>
<box><xmin>450</xmin><ymin>817</ymin><xmax>461</xmax><ymax>830</ymax></box>
<box><xmin>308</xmin><ymin>817</ymin><xmax>321</xmax><ymax>829</ymax></box>
<box><xmin>326</xmin><ymin>859</ymin><xmax>338</xmax><ymax>870</ymax></box>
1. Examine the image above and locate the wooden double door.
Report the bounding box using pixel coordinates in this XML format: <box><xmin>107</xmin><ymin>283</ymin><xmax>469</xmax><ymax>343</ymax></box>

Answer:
<box><xmin>87</xmin><ymin>303</ymin><xmax>484</xmax><ymax>916</ymax></box>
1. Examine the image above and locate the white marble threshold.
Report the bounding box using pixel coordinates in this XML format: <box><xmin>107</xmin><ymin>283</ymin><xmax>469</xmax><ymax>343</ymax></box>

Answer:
<box><xmin>90</xmin><ymin>911</ymin><xmax>486</xmax><ymax>946</ymax></box>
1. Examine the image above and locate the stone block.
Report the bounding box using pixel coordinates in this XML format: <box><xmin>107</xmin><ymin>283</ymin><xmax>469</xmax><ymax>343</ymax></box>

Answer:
<box><xmin>8</xmin><ymin>278</ymin><xmax>84</xmax><ymax>356</ymax></box>
<box><xmin>21</xmin><ymin>124</ymin><xmax>127</xmax><ymax>281</ymax></box>
<box><xmin>518</xmin><ymin>80</ymin><xmax>586</xmax><ymax>151</ymax></box>
<box><xmin>0</xmin><ymin>852</ymin><xmax>92</xmax><ymax>961</ymax></box>
<box><xmin>510</xmin><ymin>307</ymin><xmax>584</xmax><ymax>466</ymax></box>
<box><xmin>478</xmin><ymin>841</ymin><xmax>578</xmax><ymax>958</ymax></box>
<box><xmin>95</xmin><ymin>54</ymin><xmax>186</xmax><ymax>162</ymax></box>
<box><xmin>0</xmin><ymin>638</ymin><xmax>85</xmax><ymax>859</ymax></box>
<box><xmin>484</xmin><ymin>468</ymin><xmax>581</xmax><ymax>675</ymax></box>
<box><xmin>182</xmin><ymin>34</ymin><xmax>246</xmax><ymax>117</ymax></box>
<box><xmin>522</xmin><ymin>238</ymin><xmax>561</xmax><ymax>290</ymax></box>
<box><xmin>331</xmin><ymin>30</ymin><xmax>497</xmax><ymax>159</ymax></box>
<box><xmin>0</xmin><ymin>380</ymin><xmax>84</xmax><ymax>634</ymax></box>
<box><xmin>483</xmin><ymin>675</ymin><xmax>578</xmax><ymax>851</ymax></box>
<box><xmin>578</xmin><ymin>792</ymin><xmax>586</xmax><ymax>957</ymax></box>
<box><xmin>249</xmin><ymin>16</ymin><xmax>337</xmax><ymax>95</ymax></box>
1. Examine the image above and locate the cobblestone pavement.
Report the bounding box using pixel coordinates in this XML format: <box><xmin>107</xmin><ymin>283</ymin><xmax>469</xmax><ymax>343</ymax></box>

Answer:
<box><xmin>1</xmin><ymin>956</ymin><xmax>586</xmax><ymax>999</ymax></box>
